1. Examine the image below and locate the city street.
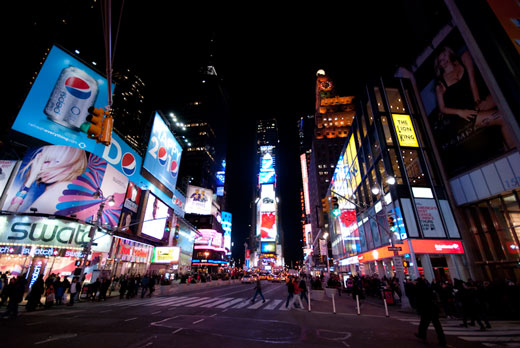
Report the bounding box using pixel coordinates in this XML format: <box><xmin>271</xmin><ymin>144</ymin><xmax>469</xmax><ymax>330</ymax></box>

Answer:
<box><xmin>3</xmin><ymin>281</ymin><xmax>516</xmax><ymax>347</ymax></box>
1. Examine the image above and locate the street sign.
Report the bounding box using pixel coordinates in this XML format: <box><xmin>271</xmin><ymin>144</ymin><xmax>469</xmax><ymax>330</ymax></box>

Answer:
<box><xmin>388</xmin><ymin>246</ymin><xmax>402</xmax><ymax>251</ymax></box>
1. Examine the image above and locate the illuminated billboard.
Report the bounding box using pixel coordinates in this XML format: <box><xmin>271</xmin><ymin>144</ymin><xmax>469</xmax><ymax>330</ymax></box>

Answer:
<box><xmin>185</xmin><ymin>185</ymin><xmax>213</xmax><ymax>215</ymax></box>
<box><xmin>143</xmin><ymin>113</ymin><xmax>183</xmax><ymax>193</ymax></box>
<box><xmin>300</xmin><ymin>154</ymin><xmax>311</xmax><ymax>215</ymax></box>
<box><xmin>10</xmin><ymin>45</ymin><xmax>114</xmax><ymax>155</ymax></box>
<box><xmin>260</xmin><ymin>242</ymin><xmax>276</xmax><ymax>253</ymax></box>
<box><xmin>141</xmin><ymin>192</ymin><xmax>171</xmax><ymax>240</ymax></box>
<box><xmin>222</xmin><ymin>211</ymin><xmax>232</xmax><ymax>253</ymax></box>
<box><xmin>392</xmin><ymin>114</ymin><xmax>419</xmax><ymax>147</ymax></box>
<box><xmin>259</xmin><ymin>184</ymin><xmax>276</xmax><ymax>212</ymax></box>
<box><xmin>195</xmin><ymin>229</ymin><xmax>223</xmax><ymax>249</ymax></box>
<box><xmin>258</xmin><ymin>146</ymin><xmax>276</xmax><ymax>185</ymax></box>
<box><xmin>118</xmin><ymin>182</ymin><xmax>142</xmax><ymax>234</ymax></box>
<box><xmin>260</xmin><ymin>212</ymin><xmax>277</xmax><ymax>241</ymax></box>
<box><xmin>2</xmin><ymin>145</ymin><xmax>127</xmax><ymax>227</ymax></box>
<box><xmin>152</xmin><ymin>247</ymin><xmax>180</xmax><ymax>263</ymax></box>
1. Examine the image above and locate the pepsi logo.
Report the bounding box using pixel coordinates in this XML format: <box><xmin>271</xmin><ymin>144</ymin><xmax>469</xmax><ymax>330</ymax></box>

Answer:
<box><xmin>158</xmin><ymin>146</ymin><xmax>168</xmax><ymax>166</ymax></box>
<box><xmin>64</xmin><ymin>76</ymin><xmax>92</xmax><ymax>99</ymax></box>
<box><xmin>170</xmin><ymin>160</ymin><xmax>178</xmax><ymax>177</ymax></box>
<box><xmin>121</xmin><ymin>152</ymin><xmax>136</xmax><ymax>176</ymax></box>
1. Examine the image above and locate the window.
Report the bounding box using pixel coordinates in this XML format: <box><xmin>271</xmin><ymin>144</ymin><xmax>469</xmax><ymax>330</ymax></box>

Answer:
<box><xmin>381</xmin><ymin>116</ymin><xmax>393</xmax><ymax>145</ymax></box>
<box><xmin>366</xmin><ymin>101</ymin><xmax>374</xmax><ymax>125</ymax></box>
<box><xmin>402</xmin><ymin>149</ymin><xmax>428</xmax><ymax>186</ymax></box>
<box><xmin>385</xmin><ymin>87</ymin><xmax>405</xmax><ymax>113</ymax></box>
<box><xmin>387</xmin><ymin>148</ymin><xmax>403</xmax><ymax>185</ymax></box>
<box><xmin>374</xmin><ymin>87</ymin><xmax>385</xmax><ymax>113</ymax></box>
<box><xmin>370</xmin><ymin>127</ymin><xmax>381</xmax><ymax>159</ymax></box>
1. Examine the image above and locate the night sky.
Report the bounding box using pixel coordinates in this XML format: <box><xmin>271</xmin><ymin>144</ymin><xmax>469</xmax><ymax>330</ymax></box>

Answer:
<box><xmin>4</xmin><ymin>2</ymin><xmax>422</xmax><ymax>265</ymax></box>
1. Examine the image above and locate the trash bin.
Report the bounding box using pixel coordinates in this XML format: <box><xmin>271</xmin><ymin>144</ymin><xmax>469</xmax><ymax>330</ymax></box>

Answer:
<box><xmin>383</xmin><ymin>289</ymin><xmax>395</xmax><ymax>305</ymax></box>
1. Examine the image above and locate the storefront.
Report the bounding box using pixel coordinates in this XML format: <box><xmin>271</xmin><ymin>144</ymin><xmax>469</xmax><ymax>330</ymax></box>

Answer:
<box><xmin>0</xmin><ymin>213</ymin><xmax>112</xmax><ymax>283</ymax></box>
<box><xmin>107</xmin><ymin>236</ymin><xmax>154</xmax><ymax>276</ymax></box>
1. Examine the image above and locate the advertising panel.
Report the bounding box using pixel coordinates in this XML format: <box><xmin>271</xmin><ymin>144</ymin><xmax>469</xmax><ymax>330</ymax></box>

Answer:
<box><xmin>10</xmin><ymin>45</ymin><xmax>114</xmax><ymax>154</ymax></box>
<box><xmin>260</xmin><ymin>212</ymin><xmax>277</xmax><ymax>241</ymax></box>
<box><xmin>259</xmin><ymin>146</ymin><xmax>276</xmax><ymax>185</ymax></box>
<box><xmin>118</xmin><ymin>182</ymin><xmax>142</xmax><ymax>234</ymax></box>
<box><xmin>194</xmin><ymin>229</ymin><xmax>223</xmax><ymax>248</ymax></box>
<box><xmin>171</xmin><ymin>189</ymin><xmax>186</xmax><ymax>218</ymax></box>
<box><xmin>2</xmin><ymin>145</ymin><xmax>127</xmax><ymax>226</ymax></box>
<box><xmin>141</xmin><ymin>192</ymin><xmax>171</xmax><ymax>240</ymax></box>
<box><xmin>392</xmin><ymin>114</ymin><xmax>419</xmax><ymax>147</ymax></box>
<box><xmin>152</xmin><ymin>247</ymin><xmax>180</xmax><ymax>263</ymax></box>
<box><xmin>142</xmin><ymin>113</ymin><xmax>183</xmax><ymax>193</ymax></box>
<box><xmin>300</xmin><ymin>154</ymin><xmax>311</xmax><ymax>215</ymax></box>
<box><xmin>260</xmin><ymin>241</ymin><xmax>276</xmax><ymax>254</ymax></box>
<box><xmin>0</xmin><ymin>214</ymin><xmax>93</xmax><ymax>248</ymax></box>
<box><xmin>0</xmin><ymin>160</ymin><xmax>18</xmax><ymax>199</ymax></box>
<box><xmin>414</xmin><ymin>28</ymin><xmax>515</xmax><ymax>177</ymax></box>
<box><xmin>259</xmin><ymin>184</ymin><xmax>276</xmax><ymax>212</ymax></box>
<box><xmin>415</xmin><ymin>198</ymin><xmax>446</xmax><ymax>238</ymax></box>
<box><xmin>185</xmin><ymin>185</ymin><xmax>213</xmax><ymax>215</ymax></box>
<box><xmin>222</xmin><ymin>211</ymin><xmax>232</xmax><ymax>253</ymax></box>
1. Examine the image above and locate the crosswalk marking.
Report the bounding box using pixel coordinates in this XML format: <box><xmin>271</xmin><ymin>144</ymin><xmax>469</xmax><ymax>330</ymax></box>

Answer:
<box><xmin>166</xmin><ymin>297</ymin><xmax>207</xmax><ymax>306</ymax></box>
<box><xmin>278</xmin><ymin>303</ymin><xmax>288</xmax><ymax>311</ymax></box>
<box><xmin>186</xmin><ymin>298</ymin><xmax>219</xmax><ymax>307</ymax></box>
<box><xmin>231</xmin><ymin>300</ymin><xmax>251</xmax><ymax>309</ymax></box>
<box><xmin>216</xmin><ymin>298</ymin><xmax>244</xmax><ymax>309</ymax></box>
<box><xmin>155</xmin><ymin>297</ymin><xmax>192</xmax><ymax>306</ymax></box>
<box><xmin>201</xmin><ymin>298</ymin><xmax>234</xmax><ymax>308</ymax></box>
<box><xmin>248</xmin><ymin>299</ymin><xmax>269</xmax><ymax>309</ymax></box>
<box><xmin>264</xmin><ymin>299</ymin><xmax>282</xmax><ymax>310</ymax></box>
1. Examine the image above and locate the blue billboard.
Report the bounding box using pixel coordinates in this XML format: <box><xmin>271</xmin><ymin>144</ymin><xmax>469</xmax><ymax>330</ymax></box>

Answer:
<box><xmin>259</xmin><ymin>152</ymin><xmax>275</xmax><ymax>185</ymax></box>
<box><xmin>143</xmin><ymin>113</ymin><xmax>183</xmax><ymax>194</ymax></box>
<box><xmin>11</xmin><ymin>45</ymin><xmax>114</xmax><ymax>153</ymax></box>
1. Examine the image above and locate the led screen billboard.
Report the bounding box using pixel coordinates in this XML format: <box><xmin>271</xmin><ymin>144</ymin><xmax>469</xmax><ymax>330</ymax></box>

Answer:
<box><xmin>152</xmin><ymin>247</ymin><xmax>180</xmax><ymax>263</ymax></box>
<box><xmin>222</xmin><ymin>211</ymin><xmax>232</xmax><ymax>253</ymax></box>
<box><xmin>259</xmin><ymin>184</ymin><xmax>276</xmax><ymax>212</ymax></box>
<box><xmin>260</xmin><ymin>212</ymin><xmax>276</xmax><ymax>241</ymax></box>
<box><xmin>0</xmin><ymin>161</ymin><xmax>18</xmax><ymax>200</ymax></box>
<box><xmin>143</xmin><ymin>113</ymin><xmax>183</xmax><ymax>194</ymax></box>
<box><xmin>141</xmin><ymin>192</ymin><xmax>171</xmax><ymax>240</ymax></box>
<box><xmin>194</xmin><ymin>229</ymin><xmax>223</xmax><ymax>248</ymax></box>
<box><xmin>118</xmin><ymin>182</ymin><xmax>142</xmax><ymax>234</ymax></box>
<box><xmin>185</xmin><ymin>185</ymin><xmax>213</xmax><ymax>215</ymax></box>
<box><xmin>260</xmin><ymin>241</ymin><xmax>276</xmax><ymax>254</ymax></box>
<box><xmin>2</xmin><ymin>145</ymin><xmax>127</xmax><ymax>227</ymax></box>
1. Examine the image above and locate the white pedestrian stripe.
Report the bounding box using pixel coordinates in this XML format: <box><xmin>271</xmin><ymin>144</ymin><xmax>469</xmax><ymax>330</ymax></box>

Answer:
<box><xmin>231</xmin><ymin>300</ymin><xmax>251</xmax><ymax>309</ymax></box>
<box><xmin>186</xmin><ymin>298</ymin><xmax>219</xmax><ymax>307</ymax></box>
<box><xmin>264</xmin><ymin>299</ymin><xmax>282</xmax><ymax>310</ymax></box>
<box><xmin>248</xmin><ymin>299</ymin><xmax>269</xmax><ymax>309</ymax></box>
<box><xmin>201</xmin><ymin>298</ymin><xmax>234</xmax><ymax>308</ymax></box>
<box><xmin>216</xmin><ymin>298</ymin><xmax>244</xmax><ymax>309</ymax></box>
<box><xmin>165</xmin><ymin>297</ymin><xmax>208</xmax><ymax>306</ymax></box>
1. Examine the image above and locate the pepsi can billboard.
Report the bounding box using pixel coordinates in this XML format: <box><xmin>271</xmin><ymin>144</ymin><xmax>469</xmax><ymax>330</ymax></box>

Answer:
<box><xmin>143</xmin><ymin>113</ymin><xmax>183</xmax><ymax>194</ymax></box>
<box><xmin>11</xmin><ymin>45</ymin><xmax>113</xmax><ymax>152</ymax></box>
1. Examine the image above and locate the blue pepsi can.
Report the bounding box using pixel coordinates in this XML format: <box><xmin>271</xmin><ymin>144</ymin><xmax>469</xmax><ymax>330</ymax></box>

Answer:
<box><xmin>44</xmin><ymin>66</ymin><xmax>99</xmax><ymax>130</ymax></box>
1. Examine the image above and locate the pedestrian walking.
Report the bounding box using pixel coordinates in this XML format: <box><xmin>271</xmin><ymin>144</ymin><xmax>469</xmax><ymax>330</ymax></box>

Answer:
<box><xmin>250</xmin><ymin>278</ymin><xmax>265</xmax><ymax>303</ymax></box>
<box><xmin>25</xmin><ymin>274</ymin><xmax>44</xmax><ymax>312</ymax></box>
<box><xmin>148</xmin><ymin>276</ymin><xmax>156</xmax><ymax>297</ymax></box>
<box><xmin>119</xmin><ymin>276</ymin><xmax>128</xmax><ymax>299</ymax></box>
<box><xmin>54</xmin><ymin>277</ymin><xmax>65</xmax><ymax>305</ymax></box>
<box><xmin>100</xmin><ymin>277</ymin><xmax>110</xmax><ymax>301</ymax></box>
<box><xmin>414</xmin><ymin>277</ymin><xmax>446</xmax><ymax>346</ymax></box>
<box><xmin>45</xmin><ymin>284</ymin><xmax>55</xmax><ymax>308</ymax></box>
<box><xmin>285</xmin><ymin>276</ymin><xmax>295</xmax><ymax>309</ymax></box>
<box><xmin>0</xmin><ymin>273</ymin><xmax>8</xmax><ymax>307</ymax></box>
<box><xmin>290</xmin><ymin>277</ymin><xmax>304</xmax><ymax>309</ymax></box>
<box><xmin>1</xmin><ymin>278</ymin><xmax>22</xmax><ymax>318</ymax></box>
<box><xmin>299</xmin><ymin>278</ymin><xmax>308</xmax><ymax>304</ymax></box>
<box><xmin>67</xmin><ymin>277</ymin><xmax>79</xmax><ymax>306</ymax></box>
<box><xmin>141</xmin><ymin>274</ymin><xmax>150</xmax><ymax>298</ymax></box>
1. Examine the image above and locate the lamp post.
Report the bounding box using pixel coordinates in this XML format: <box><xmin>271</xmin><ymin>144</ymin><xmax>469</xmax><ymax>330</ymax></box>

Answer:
<box><xmin>371</xmin><ymin>178</ymin><xmax>410</xmax><ymax>309</ymax></box>
<box><xmin>79</xmin><ymin>190</ymin><xmax>115</xmax><ymax>280</ymax></box>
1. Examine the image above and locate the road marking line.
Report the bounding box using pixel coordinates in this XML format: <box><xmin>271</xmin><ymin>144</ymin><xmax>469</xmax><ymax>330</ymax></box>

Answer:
<box><xmin>200</xmin><ymin>298</ymin><xmax>234</xmax><ymax>308</ymax></box>
<box><xmin>248</xmin><ymin>299</ymin><xmax>269</xmax><ymax>309</ymax></box>
<box><xmin>162</xmin><ymin>297</ymin><xmax>206</xmax><ymax>307</ymax></box>
<box><xmin>209</xmin><ymin>314</ymin><xmax>217</xmax><ymax>317</ymax></box>
<box><xmin>459</xmin><ymin>336</ymin><xmax>520</xmax><ymax>342</ymax></box>
<box><xmin>192</xmin><ymin>319</ymin><xmax>205</xmax><ymax>324</ymax></box>
<box><xmin>186</xmin><ymin>298</ymin><xmax>218</xmax><ymax>307</ymax></box>
<box><xmin>264</xmin><ymin>299</ymin><xmax>282</xmax><ymax>310</ymax></box>
<box><xmin>151</xmin><ymin>311</ymin><xmax>161</xmax><ymax>314</ymax></box>
<box><xmin>125</xmin><ymin>317</ymin><xmax>137</xmax><ymax>321</ymax></box>
<box><xmin>26</xmin><ymin>321</ymin><xmax>46</xmax><ymax>326</ymax></box>
<box><xmin>231</xmin><ymin>300</ymin><xmax>251</xmax><ymax>309</ymax></box>
<box><xmin>216</xmin><ymin>298</ymin><xmax>244</xmax><ymax>309</ymax></box>
<box><xmin>278</xmin><ymin>303</ymin><xmax>289</xmax><ymax>311</ymax></box>
<box><xmin>100</xmin><ymin>309</ymin><xmax>112</xmax><ymax>313</ymax></box>
<box><xmin>172</xmin><ymin>328</ymin><xmax>183</xmax><ymax>334</ymax></box>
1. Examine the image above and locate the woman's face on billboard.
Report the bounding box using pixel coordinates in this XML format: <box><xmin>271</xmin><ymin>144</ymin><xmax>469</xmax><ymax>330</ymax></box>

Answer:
<box><xmin>38</xmin><ymin>158</ymin><xmax>61</xmax><ymax>183</ymax></box>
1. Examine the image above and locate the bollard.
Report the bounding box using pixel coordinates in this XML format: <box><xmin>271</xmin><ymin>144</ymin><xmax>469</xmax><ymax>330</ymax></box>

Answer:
<box><xmin>356</xmin><ymin>294</ymin><xmax>360</xmax><ymax>315</ymax></box>
<box><xmin>383</xmin><ymin>294</ymin><xmax>389</xmax><ymax>317</ymax></box>
<box><xmin>332</xmin><ymin>293</ymin><xmax>336</xmax><ymax>314</ymax></box>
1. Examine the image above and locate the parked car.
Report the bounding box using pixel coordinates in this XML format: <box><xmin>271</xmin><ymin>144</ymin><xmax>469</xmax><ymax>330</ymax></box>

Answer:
<box><xmin>271</xmin><ymin>275</ymin><xmax>282</xmax><ymax>282</ymax></box>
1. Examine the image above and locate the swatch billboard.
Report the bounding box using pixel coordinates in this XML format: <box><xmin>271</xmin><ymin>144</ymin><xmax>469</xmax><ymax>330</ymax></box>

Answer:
<box><xmin>2</xmin><ymin>145</ymin><xmax>127</xmax><ymax>227</ymax></box>
<box><xmin>143</xmin><ymin>113</ymin><xmax>183</xmax><ymax>194</ymax></box>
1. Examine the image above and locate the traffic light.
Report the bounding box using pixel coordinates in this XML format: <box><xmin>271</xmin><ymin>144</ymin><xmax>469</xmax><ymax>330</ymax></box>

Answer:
<box><xmin>331</xmin><ymin>196</ymin><xmax>340</xmax><ymax>217</ymax></box>
<box><xmin>80</xmin><ymin>107</ymin><xmax>105</xmax><ymax>140</ymax></box>
<box><xmin>321</xmin><ymin>197</ymin><xmax>330</xmax><ymax>214</ymax></box>
<box><xmin>164</xmin><ymin>219</ymin><xmax>171</xmax><ymax>235</ymax></box>
<box><xmin>174</xmin><ymin>224</ymin><xmax>180</xmax><ymax>239</ymax></box>
<box><xmin>98</xmin><ymin>111</ymin><xmax>113</xmax><ymax>146</ymax></box>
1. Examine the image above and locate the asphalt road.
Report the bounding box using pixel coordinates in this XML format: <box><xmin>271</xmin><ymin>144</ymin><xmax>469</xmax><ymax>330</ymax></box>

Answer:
<box><xmin>2</xmin><ymin>281</ymin><xmax>516</xmax><ymax>347</ymax></box>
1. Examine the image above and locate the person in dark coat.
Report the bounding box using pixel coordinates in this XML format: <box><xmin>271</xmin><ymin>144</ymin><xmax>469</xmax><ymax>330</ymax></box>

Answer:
<box><xmin>414</xmin><ymin>277</ymin><xmax>446</xmax><ymax>346</ymax></box>
<box><xmin>119</xmin><ymin>276</ymin><xmax>128</xmax><ymax>300</ymax></box>
<box><xmin>26</xmin><ymin>275</ymin><xmax>44</xmax><ymax>312</ymax></box>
